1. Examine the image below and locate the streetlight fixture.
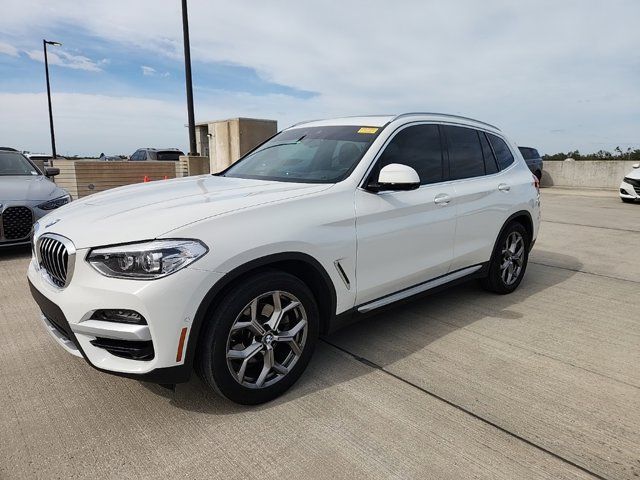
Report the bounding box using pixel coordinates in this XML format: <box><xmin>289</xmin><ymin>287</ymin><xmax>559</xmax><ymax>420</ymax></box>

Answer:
<box><xmin>181</xmin><ymin>0</ymin><xmax>198</xmax><ymax>155</ymax></box>
<box><xmin>43</xmin><ymin>39</ymin><xmax>62</xmax><ymax>159</ymax></box>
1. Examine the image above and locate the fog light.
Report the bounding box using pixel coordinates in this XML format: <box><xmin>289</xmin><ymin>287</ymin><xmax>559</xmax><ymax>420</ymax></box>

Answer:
<box><xmin>92</xmin><ymin>309</ymin><xmax>147</xmax><ymax>325</ymax></box>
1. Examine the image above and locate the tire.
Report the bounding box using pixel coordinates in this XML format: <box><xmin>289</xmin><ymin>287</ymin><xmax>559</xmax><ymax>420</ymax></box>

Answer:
<box><xmin>196</xmin><ymin>270</ymin><xmax>319</xmax><ymax>405</ymax></box>
<box><xmin>481</xmin><ymin>221</ymin><xmax>530</xmax><ymax>294</ymax></box>
<box><xmin>621</xmin><ymin>197</ymin><xmax>636</xmax><ymax>204</ymax></box>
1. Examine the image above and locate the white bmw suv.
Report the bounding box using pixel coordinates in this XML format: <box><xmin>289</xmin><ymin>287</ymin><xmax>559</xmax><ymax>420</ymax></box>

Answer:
<box><xmin>28</xmin><ymin>113</ymin><xmax>540</xmax><ymax>404</ymax></box>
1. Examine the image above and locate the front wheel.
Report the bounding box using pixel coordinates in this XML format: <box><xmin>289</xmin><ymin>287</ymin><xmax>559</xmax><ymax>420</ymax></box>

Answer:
<box><xmin>481</xmin><ymin>222</ymin><xmax>530</xmax><ymax>294</ymax></box>
<box><xmin>196</xmin><ymin>271</ymin><xmax>319</xmax><ymax>405</ymax></box>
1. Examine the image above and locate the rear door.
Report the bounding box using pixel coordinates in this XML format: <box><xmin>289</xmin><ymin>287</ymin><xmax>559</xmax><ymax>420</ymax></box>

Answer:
<box><xmin>443</xmin><ymin>125</ymin><xmax>509</xmax><ymax>270</ymax></box>
<box><xmin>354</xmin><ymin>124</ymin><xmax>457</xmax><ymax>305</ymax></box>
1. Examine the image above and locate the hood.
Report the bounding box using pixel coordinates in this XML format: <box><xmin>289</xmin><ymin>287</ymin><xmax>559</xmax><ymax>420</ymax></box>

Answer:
<box><xmin>625</xmin><ymin>167</ymin><xmax>640</xmax><ymax>180</ymax></box>
<box><xmin>38</xmin><ymin>175</ymin><xmax>332</xmax><ymax>248</ymax></box>
<box><xmin>0</xmin><ymin>175</ymin><xmax>64</xmax><ymax>201</ymax></box>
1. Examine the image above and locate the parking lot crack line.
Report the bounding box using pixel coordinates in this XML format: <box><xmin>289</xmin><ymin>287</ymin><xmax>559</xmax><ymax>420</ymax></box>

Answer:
<box><xmin>541</xmin><ymin>220</ymin><xmax>640</xmax><ymax>234</ymax></box>
<box><xmin>321</xmin><ymin>339</ymin><xmax>608</xmax><ymax>480</ymax></box>
<box><xmin>530</xmin><ymin>261</ymin><xmax>640</xmax><ymax>284</ymax></box>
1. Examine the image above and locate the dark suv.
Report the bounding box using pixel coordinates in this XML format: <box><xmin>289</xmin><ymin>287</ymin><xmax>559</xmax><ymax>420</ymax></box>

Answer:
<box><xmin>129</xmin><ymin>148</ymin><xmax>184</xmax><ymax>161</ymax></box>
<box><xmin>518</xmin><ymin>147</ymin><xmax>543</xmax><ymax>180</ymax></box>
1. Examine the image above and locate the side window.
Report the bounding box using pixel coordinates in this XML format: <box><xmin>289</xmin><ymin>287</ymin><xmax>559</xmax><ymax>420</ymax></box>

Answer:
<box><xmin>479</xmin><ymin>131</ymin><xmax>499</xmax><ymax>174</ymax></box>
<box><xmin>444</xmin><ymin>126</ymin><xmax>485</xmax><ymax>180</ymax></box>
<box><xmin>488</xmin><ymin>134</ymin><xmax>515</xmax><ymax>170</ymax></box>
<box><xmin>140</xmin><ymin>151</ymin><xmax>148</xmax><ymax>160</ymax></box>
<box><xmin>377</xmin><ymin>124</ymin><xmax>443</xmax><ymax>185</ymax></box>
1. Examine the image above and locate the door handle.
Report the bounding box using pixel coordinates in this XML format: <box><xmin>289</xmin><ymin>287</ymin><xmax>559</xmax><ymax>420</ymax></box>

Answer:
<box><xmin>434</xmin><ymin>193</ymin><xmax>451</xmax><ymax>206</ymax></box>
<box><xmin>498</xmin><ymin>183</ymin><xmax>511</xmax><ymax>192</ymax></box>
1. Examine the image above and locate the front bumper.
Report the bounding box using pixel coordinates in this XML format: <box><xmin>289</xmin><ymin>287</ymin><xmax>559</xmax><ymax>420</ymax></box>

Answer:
<box><xmin>620</xmin><ymin>180</ymin><xmax>639</xmax><ymax>200</ymax></box>
<box><xmin>28</xmin><ymin>253</ymin><xmax>222</xmax><ymax>384</ymax></box>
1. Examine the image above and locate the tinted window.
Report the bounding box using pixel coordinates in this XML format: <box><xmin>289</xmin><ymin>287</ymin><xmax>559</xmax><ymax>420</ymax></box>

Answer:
<box><xmin>444</xmin><ymin>126</ymin><xmax>485</xmax><ymax>180</ymax></box>
<box><xmin>489</xmin><ymin>134</ymin><xmax>515</xmax><ymax>170</ymax></box>
<box><xmin>376</xmin><ymin>124</ymin><xmax>443</xmax><ymax>185</ymax></box>
<box><xmin>156</xmin><ymin>151</ymin><xmax>184</xmax><ymax>161</ymax></box>
<box><xmin>480</xmin><ymin>131</ymin><xmax>499</xmax><ymax>174</ymax></box>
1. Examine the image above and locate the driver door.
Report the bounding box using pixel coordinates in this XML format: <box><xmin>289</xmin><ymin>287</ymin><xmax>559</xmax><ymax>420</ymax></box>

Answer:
<box><xmin>354</xmin><ymin>124</ymin><xmax>457</xmax><ymax>305</ymax></box>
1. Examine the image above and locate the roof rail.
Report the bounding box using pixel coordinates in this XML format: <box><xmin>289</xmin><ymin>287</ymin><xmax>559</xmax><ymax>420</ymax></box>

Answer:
<box><xmin>392</xmin><ymin>112</ymin><xmax>501</xmax><ymax>131</ymax></box>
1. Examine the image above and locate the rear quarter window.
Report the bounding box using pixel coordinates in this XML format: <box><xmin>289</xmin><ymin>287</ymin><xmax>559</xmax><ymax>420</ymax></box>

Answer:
<box><xmin>488</xmin><ymin>134</ymin><xmax>515</xmax><ymax>170</ymax></box>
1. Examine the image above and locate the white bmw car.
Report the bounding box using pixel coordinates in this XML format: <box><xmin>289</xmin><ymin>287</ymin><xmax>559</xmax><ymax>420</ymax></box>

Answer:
<box><xmin>28</xmin><ymin>113</ymin><xmax>540</xmax><ymax>404</ymax></box>
<box><xmin>620</xmin><ymin>163</ymin><xmax>640</xmax><ymax>203</ymax></box>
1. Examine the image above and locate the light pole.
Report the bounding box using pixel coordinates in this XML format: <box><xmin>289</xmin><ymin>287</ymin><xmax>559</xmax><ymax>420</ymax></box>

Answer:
<box><xmin>43</xmin><ymin>39</ymin><xmax>62</xmax><ymax>159</ymax></box>
<box><xmin>181</xmin><ymin>0</ymin><xmax>198</xmax><ymax>155</ymax></box>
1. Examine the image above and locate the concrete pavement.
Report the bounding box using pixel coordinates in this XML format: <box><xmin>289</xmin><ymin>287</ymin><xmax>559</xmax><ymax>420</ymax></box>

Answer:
<box><xmin>1</xmin><ymin>188</ymin><xmax>638</xmax><ymax>479</ymax></box>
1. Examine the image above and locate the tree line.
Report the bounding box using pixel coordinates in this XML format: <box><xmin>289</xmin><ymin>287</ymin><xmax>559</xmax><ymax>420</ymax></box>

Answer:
<box><xmin>543</xmin><ymin>147</ymin><xmax>640</xmax><ymax>161</ymax></box>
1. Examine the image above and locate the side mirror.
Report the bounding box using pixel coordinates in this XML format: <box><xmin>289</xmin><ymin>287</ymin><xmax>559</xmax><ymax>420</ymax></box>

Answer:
<box><xmin>633</xmin><ymin>163</ymin><xmax>639</xmax><ymax>169</ymax></box>
<box><xmin>45</xmin><ymin>167</ymin><xmax>60</xmax><ymax>177</ymax></box>
<box><xmin>368</xmin><ymin>163</ymin><xmax>420</xmax><ymax>192</ymax></box>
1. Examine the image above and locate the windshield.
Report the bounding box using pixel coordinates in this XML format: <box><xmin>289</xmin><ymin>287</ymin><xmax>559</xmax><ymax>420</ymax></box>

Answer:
<box><xmin>222</xmin><ymin>125</ymin><xmax>382</xmax><ymax>183</ymax></box>
<box><xmin>0</xmin><ymin>151</ymin><xmax>41</xmax><ymax>176</ymax></box>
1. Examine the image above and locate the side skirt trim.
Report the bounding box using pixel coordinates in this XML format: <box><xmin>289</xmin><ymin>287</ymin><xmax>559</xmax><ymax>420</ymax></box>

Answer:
<box><xmin>357</xmin><ymin>265</ymin><xmax>483</xmax><ymax>313</ymax></box>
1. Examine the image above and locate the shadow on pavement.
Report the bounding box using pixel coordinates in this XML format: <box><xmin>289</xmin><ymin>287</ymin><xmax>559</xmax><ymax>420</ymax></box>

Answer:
<box><xmin>151</xmin><ymin>249</ymin><xmax>582</xmax><ymax>414</ymax></box>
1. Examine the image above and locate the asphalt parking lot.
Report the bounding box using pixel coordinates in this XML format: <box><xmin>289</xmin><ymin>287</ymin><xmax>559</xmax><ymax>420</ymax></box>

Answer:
<box><xmin>1</xmin><ymin>188</ymin><xmax>639</xmax><ymax>480</ymax></box>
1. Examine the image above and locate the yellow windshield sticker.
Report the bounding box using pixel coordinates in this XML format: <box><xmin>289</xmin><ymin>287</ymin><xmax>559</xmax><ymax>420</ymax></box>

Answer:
<box><xmin>358</xmin><ymin>127</ymin><xmax>379</xmax><ymax>134</ymax></box>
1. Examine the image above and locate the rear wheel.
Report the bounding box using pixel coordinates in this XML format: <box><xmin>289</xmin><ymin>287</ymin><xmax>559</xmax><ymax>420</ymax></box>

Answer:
<box><xmin>481</xmin><ymin>222</ymin><xmax>530</xmax><ymax>294</ymax></box>
<box><xmin>197</xmin><ymin>270</ymin><xmax>319</xmax><ymax>404</ymax></box>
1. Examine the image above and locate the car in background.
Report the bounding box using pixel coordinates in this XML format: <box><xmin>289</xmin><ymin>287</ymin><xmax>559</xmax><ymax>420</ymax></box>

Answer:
<box><xmin>98</xmin><ymin>153</ymin><xmax>126</xmax><ymax>161</ymax></box>
<box><xmin>620</xmin><ymin>163</ymin><xmax>640</xmax><ymax>203</ymax></box>
<box><xmin>129</xmin><ymin>148</ymin><xmax>184</xmax><ymax>161</ymax></box>
<box><xmin>518</xmin><ymin>147</ymin><xmax>543</xmax><ymax>180</ymax></box>
<box><xmin>0</xmin><ymin>149</ymin><xmax>71</xmax><ymax>247</ymax></box>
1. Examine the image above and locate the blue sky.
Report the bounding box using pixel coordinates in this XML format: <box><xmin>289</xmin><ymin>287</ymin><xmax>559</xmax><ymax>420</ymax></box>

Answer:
<box><xmin>0</xmin><ymin>0</ymin><xmax>638</xmax><ymax>156</ymax></box>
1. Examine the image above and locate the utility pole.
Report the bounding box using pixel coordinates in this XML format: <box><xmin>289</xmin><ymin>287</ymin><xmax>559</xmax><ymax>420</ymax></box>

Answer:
<box><xmin>43</xmin><ymin>39</ymin><xmax>62</xmax><ymax>159</ymax></box>
<box><xmin>181</xmin><ymin>0</ymin><xmax>198</xmax><ymax>155</ymax></box>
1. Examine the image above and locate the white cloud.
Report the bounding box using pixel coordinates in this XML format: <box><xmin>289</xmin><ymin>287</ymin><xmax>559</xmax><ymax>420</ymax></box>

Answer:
<box><xmin>0</xmin><ymin>41</ymin><xmax>19</xmax><ymax>57</ymax></box>
<box><xmin>25</xmin><ymin>48</ymin><xmax>106</xmax><ymax>72</ymax></box>
<box><xmin>141</xmin><ymin>65</ymin><xmax>156</xmax><ymax>76</ymax></box>
<box><xmin>1</xmin><ymin>0</ymin><xmax>639</xmax><ymax>153</ymax></box>
<box><xmin>141</xmin><ymin>65</ymin><xmax>170</xmax><ymax>77</ymax></box>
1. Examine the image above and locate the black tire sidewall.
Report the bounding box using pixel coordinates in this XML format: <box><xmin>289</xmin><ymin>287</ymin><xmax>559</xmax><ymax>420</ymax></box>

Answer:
<box><xmin>487</xmin><ymin>222</ymin><xmax>530</xmax><ymax>294</ymax></box>
<box><xmin>198</xmin><ymin>270</ymin><xmax>319</xmax><ymax>405</ymax></box>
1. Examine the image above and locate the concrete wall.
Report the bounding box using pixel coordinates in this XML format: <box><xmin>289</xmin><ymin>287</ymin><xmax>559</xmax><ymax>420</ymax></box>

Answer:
<box><xmin>178</xmin><ymin>155</ymin><xmax>209</xmax><ymax>176</ymax></box>
<box><xmin>52</xmin><ymin>160</ymin><xmax>179</xmax><ymax>199</ymax></box>
<box><xmin>541</xmin><ymin>160</ymin><xmax>638</xmax><ymax>189</ymax></box>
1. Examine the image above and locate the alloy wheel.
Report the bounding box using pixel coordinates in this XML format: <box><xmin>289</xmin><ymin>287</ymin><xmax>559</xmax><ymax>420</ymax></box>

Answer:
<box><xmin>225</xmin><ymin>291</ymin><xmax>308</xmax><ymax>389</ymax></box>
<box><xmin>500</xmin><ymin>231</ymin><xmax>525</xmax><ymax>286</ymax></box>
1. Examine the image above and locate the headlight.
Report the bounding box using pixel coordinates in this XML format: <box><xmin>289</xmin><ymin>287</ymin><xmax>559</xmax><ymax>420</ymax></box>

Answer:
<box><xmin>37</xmin><ymin>194</ymin><xmax>71</xmax><ymax>210</ymax></box>
<box><xmin>87</xmin><ymin>239</ymin><xmax>208</xmax><ymax>280</ymax></box>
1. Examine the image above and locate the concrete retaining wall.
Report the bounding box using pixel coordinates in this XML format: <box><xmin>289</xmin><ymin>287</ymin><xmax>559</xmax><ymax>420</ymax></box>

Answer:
<box><xmin>541</xmin><ymin>160</ymin><xmax>637</xmax><ymax>189</ymax></box>
<box><xmin>52</xmin><ymin>160</ymin><xmax>180</xmax><ymax>199</ymax></box>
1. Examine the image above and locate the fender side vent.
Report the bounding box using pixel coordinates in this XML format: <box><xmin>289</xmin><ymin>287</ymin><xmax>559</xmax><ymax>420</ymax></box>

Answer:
<box><xmin>334</xmin><ymin>260</ymin><xmax>351</xmax><ymax>290</ymax></box>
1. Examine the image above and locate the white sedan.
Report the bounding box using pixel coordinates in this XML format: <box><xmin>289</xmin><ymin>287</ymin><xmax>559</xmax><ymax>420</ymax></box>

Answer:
<box><xmin>620</xmin><ymin>163</ymin><xmax>640</xmax><ymax>203</ymax></box>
